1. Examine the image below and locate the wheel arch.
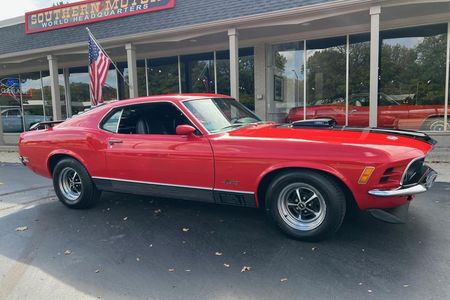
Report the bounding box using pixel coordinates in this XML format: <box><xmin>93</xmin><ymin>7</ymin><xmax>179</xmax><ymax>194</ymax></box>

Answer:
<box><xmin>421</xmin><ymin>114</ymin><xmax>445</xmax><ymax>128</ymax></box>
<box><xmin>47</xmin><ymin>150</ymin><xmax>89</xmax><ymax>176</ymax></box>
<box><xmin>256</xmin><ymin>164</ymin><xmax>356</xmax><ymax>211</ymax></box>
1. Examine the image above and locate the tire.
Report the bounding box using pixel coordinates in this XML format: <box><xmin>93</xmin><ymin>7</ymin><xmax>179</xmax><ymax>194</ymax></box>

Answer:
<box><xmin>422</xmin><ymin>117</ymin><xmax>449</xmax><ymax>131</ymax></box>
<box><xmin>265</xmin><ymin>170</ymin><xmax>346</xmax><ymax>241</ymax></box>
<box><xmin>52</xmin><ymin>158</ymin><xmax>100</xmax><ymax>209</ymax></box>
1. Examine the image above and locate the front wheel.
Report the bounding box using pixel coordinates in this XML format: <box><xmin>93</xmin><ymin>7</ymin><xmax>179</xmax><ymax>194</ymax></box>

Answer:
<box><xmin>265</xmin><ymin>170</ymin><xmax>346</xmax><ymax>241</ymax></box>
<box><xmin>53</xmin><ymin>158</ymin><xmax>100</xmax><ymax>209</ymax></box>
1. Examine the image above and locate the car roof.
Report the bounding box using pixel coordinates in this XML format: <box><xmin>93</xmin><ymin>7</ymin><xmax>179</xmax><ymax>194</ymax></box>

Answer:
<box><xmin>107</xmin><ymin>93</ymin><xmax>232</xmax><ymax>108</ymax></box>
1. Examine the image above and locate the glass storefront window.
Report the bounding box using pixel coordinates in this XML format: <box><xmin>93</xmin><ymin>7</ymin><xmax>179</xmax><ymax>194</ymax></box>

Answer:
<box><xmin>380</xmin><ymin>24</ymin><xmax>447</xmax><ymax>131</ymax></box>
<box><xmin>180</xmin><ymin>52</ymin><xmax>215</xmax><ymax>93</ymax></box>
<box><xmin>271</xmin><ymin>42</ymin><xmax>305</xmax><ymax>123</ymax></box>
<box><xmin>103</xmin><ymin>68</ymin><xmax>119</xmax><ymax>101</ymax></box>
<box><xmin>306</xmin><ymin>37</ymin><xmax>347</xmax><ymax>123</ymax></box>
<box><xmin>69</xmin><ymin>67</ymin><xmax>91</xmax><ymax>115</ymax></box>
<box><xmin>147</xmin><ymin>56</ymin><xmax>179</xmax><ymax>95</ymax></box>
<box><xmin>42</xmin><ymin>70</ymin><xmax>67</xmax><ymax>119</ymax></box>
<box><xmin>0</xmin><ymin>75</ymin><xmax>22</xmax><ymax>133</ymax></box>
<box><xmin>216</xmin><ymin>48</ymin><xmax>255</xmax><ymax>111</ymax></box>
<box><xmin>20</xmin><ymin>72</ymin><xmax>48</xmax><ymax>131</ymax></box>
<box><xmin>121</xmin><ymin>60</ymin><xmax>147</xmax><ymax>99</ymax></box>
<box><xmin>348</xmin><ymin>33</ymin><xmax>371</xmax><ymax>127</ymax></box>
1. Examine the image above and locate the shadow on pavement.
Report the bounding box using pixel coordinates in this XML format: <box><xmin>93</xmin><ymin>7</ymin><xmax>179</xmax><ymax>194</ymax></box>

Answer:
<box><xmin>0</xmin><ymin>183</ymin><xmax>449</xmax><ymax>299</ymax></box>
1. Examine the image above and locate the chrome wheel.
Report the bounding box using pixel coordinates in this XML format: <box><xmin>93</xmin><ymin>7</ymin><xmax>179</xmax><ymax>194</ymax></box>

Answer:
<box><xmin>58</xmin><ymin>167</ymin><xmax>83</xmax><ymax>202</ymax></box>
<box><xmin>427</xmin><ymin>119</ymin><xmax>449</xmax><ymax>131</ymax></box>
<box><xmin>277</xmin><ymin>183</ymin><xmax>327</xmax><ymax>231</ymax></box>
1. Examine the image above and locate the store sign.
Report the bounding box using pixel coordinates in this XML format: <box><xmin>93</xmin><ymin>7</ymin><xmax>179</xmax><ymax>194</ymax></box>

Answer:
<box><xmin>0</xmin><ymin>78</ymin><xmax>32</xmax><ymax>101</ymax></box>
<box><xmin>25</xmin><ymin>0</ymin><xmax>176</xmax><ymax>34</ymax></box>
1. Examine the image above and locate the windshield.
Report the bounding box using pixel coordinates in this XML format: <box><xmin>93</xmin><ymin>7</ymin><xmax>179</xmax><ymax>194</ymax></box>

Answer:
<box><xmin>184</xmin><ymin>98</ymin><xmax>261</xmax><ymax>133</ymax></box>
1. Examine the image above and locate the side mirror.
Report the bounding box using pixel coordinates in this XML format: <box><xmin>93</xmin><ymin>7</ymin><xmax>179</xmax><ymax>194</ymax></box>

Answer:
<box><xmin>176</xmin><ymin>124</ymin><xmax>196</xmax><ymax>136</ymax></box>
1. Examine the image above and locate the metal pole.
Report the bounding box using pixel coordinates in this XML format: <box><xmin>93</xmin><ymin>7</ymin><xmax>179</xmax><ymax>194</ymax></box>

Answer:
<box><xmin>346</xmin><ymin>35</ymin><xmax>350</xmax><ymax>126</ymax></box>
<box><xmin>444</xmin><ymin>22</ymin><xmax>450</xmax><ymax>131</ymax></box>
<box><xmin>303</xmin><ymin>40</ymin><xmax>307</xmax><ymax>120</ymax></box>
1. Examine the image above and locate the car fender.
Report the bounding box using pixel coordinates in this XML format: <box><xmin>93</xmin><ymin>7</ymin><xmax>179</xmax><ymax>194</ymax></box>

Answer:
<box><xmin>255</xmin><ymin>161</ymin><xmax>355</xmax><ymax>203</ymax></box>
<box><xmin>47</xmin><ymin>149</ymin><xmax>90</xmax><ymax>176</ymax></box>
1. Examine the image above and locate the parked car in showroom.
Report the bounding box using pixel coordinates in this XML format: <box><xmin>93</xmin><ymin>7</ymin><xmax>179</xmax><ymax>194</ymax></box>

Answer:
<box><xmin>1</xmin><ymin>107</ymin><xmax>51</xmax><ymax>133</ymax></box>
<box><xmin>285</xmin><ymin>93</ymin><xmax>448</xmax><ymax>131</ymax></box>
<box><xmin>18</xmin><ymin>94</ymin><xmax>438</xmax><ymax>241</ymax></box>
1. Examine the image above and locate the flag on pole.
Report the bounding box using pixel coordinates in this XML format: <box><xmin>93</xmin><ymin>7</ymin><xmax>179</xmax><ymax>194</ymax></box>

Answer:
<box><xmin>88</xmin><ymin>33</ymin><xmax>110</xmax><ymax>106</ymax></box>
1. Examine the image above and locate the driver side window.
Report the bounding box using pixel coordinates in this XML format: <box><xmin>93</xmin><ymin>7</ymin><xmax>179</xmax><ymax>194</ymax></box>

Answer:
<box><xmin>101</xmin><ymin>102</ymin><xmax>196</xmax><ymax>135</ymax></box>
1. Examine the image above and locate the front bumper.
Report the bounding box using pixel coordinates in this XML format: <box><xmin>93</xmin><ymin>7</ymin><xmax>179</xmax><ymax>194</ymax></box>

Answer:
<box><xmin>368</xmin><ymin>167</ymin><xmax>437</xmax><ymax>197</ymax></box>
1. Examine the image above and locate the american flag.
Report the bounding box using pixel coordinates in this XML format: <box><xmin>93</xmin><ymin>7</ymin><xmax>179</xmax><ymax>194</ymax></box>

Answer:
<box><xmin>88</xmin><ymin>34</ymin><xmax>110</xmax><ymax>106</ymax></box>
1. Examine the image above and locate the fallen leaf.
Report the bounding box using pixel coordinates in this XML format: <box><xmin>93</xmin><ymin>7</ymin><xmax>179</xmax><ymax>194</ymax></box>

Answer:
<box><xmin>182</xmin><ymin>228</ymin><xmax>190</xmax><ymax>232</ymax></box>
<box><xmin>168</xmin><ymin>268</ymin><xmax>175</xmax><ymax>272</ymax></box>
<box><xmin>224</xmin><ymin>263</ymin><xmax>230</xmax><ymax>268</ymax></box>
<box><xmin>15</xmin><ymin>226</ymin><xmax>28</xmax><ymax>232</ymax></box>
<box><xmin>215</xmin><ymin>252</ymin><xmax>223</xmax><ymax>256</ymax></box>
<box><xmin>241</xmin><ymin>266</ymin><xmax>251</xmax><ymax>273</ymax></box>
<box><xmin>280</xmin><ymin>278</ymin><xmax>288</xmax><ymax>282</ymax></box>
<box><xmin>123</xmin><ymin>217</ymin><xmax>128</xmax><ymax>221</ymax></box>
<box><xmin>64</xmin><ymin>249</ymin><xmax>72</xmax><ymax>256</ymax></box>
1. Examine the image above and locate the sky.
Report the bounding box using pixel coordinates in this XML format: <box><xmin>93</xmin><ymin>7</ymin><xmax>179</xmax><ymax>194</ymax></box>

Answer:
<box><xmin>0</xmin><ymin>0</ymin><xmax>76</xmax><ymax>21</ymax></box>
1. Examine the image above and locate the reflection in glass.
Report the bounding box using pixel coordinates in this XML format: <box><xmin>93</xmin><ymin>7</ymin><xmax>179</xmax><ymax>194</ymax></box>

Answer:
<box><xmin>121</xmin><ymin>60</ymin><xmax>147</xmax><ymax>99</ymax></box>
<box><xmin>147</xmin><ymin>57</ymin><xmax>179</xmax><ymax>95</ymax></box>
<box><xmin>20</xmin><ymin>72</ymin><xmax>49</xmax><ymax>131</ymax></box>
<box><xmin>0</xmin><ymin>75</ymin><xmax>22</xmax><ymax>133</ymax></box>
<box><xmin>380</xmin><ymin>24</ymin><xmax>447</xmax><ymax>130</ymax></box>
<box><xmin>42</xmin><ymin>70</ymin><xmax>67</xmax><ymax>119</ymax></box>
<box><xmin>69</xmin><ymin>67</ymin><xmax>91</xmax><ymax>115</ymax></box>
<box><xmin>216</xmin><ymin>48</ymin><xmax>255</xmax><ymax>111</ymax></box>
<box><xmin>271</xmin><ymin>42</ymin><xmax>304</xmax><ymax>123</ymax></box>
<box><xmin>306</xmin><ymin>37</ymin><xmax>347</xmax><ymax>122</ymax></box>
<box><xmin>181</xmin><ymin>52</ymin><xmax>215</xmax><ymax>93</ymax></box>
<box><xmin>348</xmin><ymin>33</ymin><xmax>370</xmax><ymax>127</ymax></box>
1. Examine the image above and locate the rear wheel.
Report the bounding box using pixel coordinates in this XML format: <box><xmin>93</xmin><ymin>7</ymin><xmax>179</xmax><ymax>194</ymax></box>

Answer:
<box><xmin>53</xmin><ymin>158</ymin><xmax>100</xmax><ymax>209</ymax></box>
<box><xmin>422</xmin><ymin>117</ymin><xmax>449</xmax><ymax>131</ymax></box>
<box><xmin>265</xmin><ymin>170</ymin><xmax>346</xmax><ymax>241</ymax></box>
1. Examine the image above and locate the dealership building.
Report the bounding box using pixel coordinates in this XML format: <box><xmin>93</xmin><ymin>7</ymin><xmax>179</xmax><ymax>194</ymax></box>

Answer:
<box><xmin>0</xmin><ymin>0</ymin><xmax>450</xmax><ymax>147</ymax></box>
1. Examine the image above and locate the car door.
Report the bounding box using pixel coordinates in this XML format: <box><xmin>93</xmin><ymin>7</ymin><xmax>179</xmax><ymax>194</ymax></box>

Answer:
<box><xmin>98</xmin><ymin>102</ymin><xmax>215</xmax><ymax>203</ymax></box>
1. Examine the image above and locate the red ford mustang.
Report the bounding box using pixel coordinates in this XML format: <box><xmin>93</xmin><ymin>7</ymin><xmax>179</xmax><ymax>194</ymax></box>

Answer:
<box><xmin>286</xmin><ymin>93</ymin><xmax>447</xmax><ymax>131</ymax></box>
<box><xmin>19</xmin><ymin>94</ymin><xmax>438</xmax><ymax>241</ymax></box>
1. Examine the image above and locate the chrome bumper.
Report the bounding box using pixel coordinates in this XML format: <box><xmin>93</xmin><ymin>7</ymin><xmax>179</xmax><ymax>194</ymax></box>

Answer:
<box><xmin>368</xmin><ymin>168</ymin><xmax>437</xmax><ymax>197</ymax></box>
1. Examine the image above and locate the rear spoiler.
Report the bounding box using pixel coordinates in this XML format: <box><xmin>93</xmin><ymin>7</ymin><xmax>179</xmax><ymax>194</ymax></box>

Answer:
<box><xmin>290</xmin><ymin>118</ymin><xmax>437</xmax><ymax>146</ymax></box>
<box><xmin>29</xmin><ymin>120</ymin><xmax>64</xmax><ymax>131</ymax></box>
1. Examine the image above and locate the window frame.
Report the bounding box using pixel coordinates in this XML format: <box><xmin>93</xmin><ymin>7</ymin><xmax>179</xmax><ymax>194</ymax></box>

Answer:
<box><xmin>98</xmin><ymin>101</ymin><xmax>202</xmax><ymax>136</ymax></box>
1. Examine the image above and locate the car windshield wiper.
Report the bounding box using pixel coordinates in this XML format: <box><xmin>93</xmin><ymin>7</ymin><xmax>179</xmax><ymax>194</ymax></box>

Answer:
<box><xmin>212</xmin><ymin>124</ymin><xmax>247</xmax><ymax>133</ymax></box>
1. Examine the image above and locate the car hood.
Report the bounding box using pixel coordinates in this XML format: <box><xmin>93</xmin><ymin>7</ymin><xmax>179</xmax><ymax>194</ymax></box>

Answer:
<box><xmin>225</xmin><ymin>124</ymin><xmax>434</xmax><ymax>157</ymax></box>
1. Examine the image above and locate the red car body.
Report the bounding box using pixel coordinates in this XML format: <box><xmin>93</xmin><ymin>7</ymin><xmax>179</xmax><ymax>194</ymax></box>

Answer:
<box><xmin>18</xmin><ymin>94</ymin><xmax>438</xmax><ymax>238</ymax></box>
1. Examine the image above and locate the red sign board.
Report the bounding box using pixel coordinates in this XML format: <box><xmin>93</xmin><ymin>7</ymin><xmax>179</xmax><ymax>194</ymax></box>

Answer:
<box><xmin>25</xmin><ymin>0</ymin><xmax>175</xmax><ymax>34</ymax></box>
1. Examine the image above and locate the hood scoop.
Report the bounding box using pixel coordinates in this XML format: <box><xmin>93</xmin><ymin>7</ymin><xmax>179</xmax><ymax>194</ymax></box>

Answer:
<box><xmin>292</xmin><ymin>118</ymin><xmax>337</xmax><ymax>128</ymax></box>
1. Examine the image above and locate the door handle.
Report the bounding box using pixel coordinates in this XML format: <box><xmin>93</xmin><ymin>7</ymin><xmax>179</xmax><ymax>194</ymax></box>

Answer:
<box><xmin>108</xmin><ymin>139</ymin><xmax>123</xmax><ymax>146</ymax></box>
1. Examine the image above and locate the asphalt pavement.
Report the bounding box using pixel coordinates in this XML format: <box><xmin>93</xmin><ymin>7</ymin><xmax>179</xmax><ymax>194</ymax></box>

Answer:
<box><xmin>0</xmin><ymin>163</ymin><xmax>450</xmax><ymax>300</ymax></box>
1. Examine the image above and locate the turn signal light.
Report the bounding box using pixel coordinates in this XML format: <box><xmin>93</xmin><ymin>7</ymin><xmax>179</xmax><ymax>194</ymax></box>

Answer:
<box><xmin>359</xmin><ymin>167</ymin><xmax>375</xmax><ymax>184</ymax></box>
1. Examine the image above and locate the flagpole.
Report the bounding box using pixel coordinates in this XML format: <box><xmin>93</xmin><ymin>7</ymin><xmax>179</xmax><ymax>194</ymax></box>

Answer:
<box><xmin>86</xmin><ymin>27</ymin><xmax>129</xmax><ymax>87</ymax></box>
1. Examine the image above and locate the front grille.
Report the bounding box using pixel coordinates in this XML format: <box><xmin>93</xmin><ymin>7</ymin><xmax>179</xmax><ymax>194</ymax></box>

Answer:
<box><xmin>401</xmin><ymin>157</ymin><xmax>425</xmax><ymax>186</ymax></box>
